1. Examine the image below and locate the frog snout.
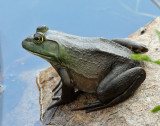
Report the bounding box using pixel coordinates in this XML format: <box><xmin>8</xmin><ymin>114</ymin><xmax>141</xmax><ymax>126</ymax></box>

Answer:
<box><xmin>23</xmin><ymin>35</ymin><xmax>34</xmax><ymax>42</ymax></box>
<box><xmin>22</xmin><ymin>35</ymin><xmax>34</xmax><ymax>49</ymax></box>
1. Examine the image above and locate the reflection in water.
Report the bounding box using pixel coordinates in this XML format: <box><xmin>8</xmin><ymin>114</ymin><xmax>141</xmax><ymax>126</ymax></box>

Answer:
<box><xmin>118</xmin><ymin>0</ymin><xmax>158</xmax><ymax>18</ymax></box>
<box><xmin>2</xmin><ymin>69</ymin><xmax>44</xmax><ymax>126</ymax></box>
<box><xmin>0</xmin><ymin>85</ymin><xmax>3</xmax><ymax>93</ymax></box>
<box><xmin>0</xmin><ymin>89</ymin><xmax>2</xmax><ymax>124</ymax></box>
<box><xmin>0</xmin><ymin>40</ymin><xmax>3</xmax><ymax>126</ymax></box>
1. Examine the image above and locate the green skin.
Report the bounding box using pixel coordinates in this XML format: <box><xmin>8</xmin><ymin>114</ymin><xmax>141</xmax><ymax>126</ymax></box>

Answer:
<box><xmin>22</xmin><ymin>25</ymin><xmax>148</xmax><ymax>113</ymax></box>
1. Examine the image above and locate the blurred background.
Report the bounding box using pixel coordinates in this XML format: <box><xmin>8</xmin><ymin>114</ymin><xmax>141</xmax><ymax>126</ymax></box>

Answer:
<box><xmin>0</xmin><ymin>0</ymin><xmax>160</xmax><ymax>126</ymax></box>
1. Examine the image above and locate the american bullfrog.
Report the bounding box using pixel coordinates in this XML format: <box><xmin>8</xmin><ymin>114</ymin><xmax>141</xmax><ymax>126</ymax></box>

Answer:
<box><xmin>22</xmin><ymin>25</ymin><xmax>148</xmax><ymax>113</ymax></box>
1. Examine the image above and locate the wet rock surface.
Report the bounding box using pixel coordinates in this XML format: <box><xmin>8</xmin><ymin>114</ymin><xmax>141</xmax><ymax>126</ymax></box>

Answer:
<box><xmin>37</xmin><ymin>17</ymin><xmax>160</xmax><ymax>126</ymax></box>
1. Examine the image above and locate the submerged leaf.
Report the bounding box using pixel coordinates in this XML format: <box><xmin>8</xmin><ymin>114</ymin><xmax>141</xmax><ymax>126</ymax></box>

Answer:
<box><xmin>151</xmin><ymin>105</ymin><xmax>160</xmax><ymax>113</ymax></box>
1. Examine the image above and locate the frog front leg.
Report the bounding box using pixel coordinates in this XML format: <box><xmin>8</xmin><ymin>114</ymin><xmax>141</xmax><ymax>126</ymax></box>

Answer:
<box><xmin>47</xmin><ymin>68</ymin><xmax>81</xmax><ymax>110</ymax></box>
<box><xmin>72</xmin><ymin>65</ymin><xmax>146</xmax><ymax>113</ymax></box>
<box><xmin>111</xmin><ymin>38</ymin><xmax>148</xmax><ymax>53</ymax></box>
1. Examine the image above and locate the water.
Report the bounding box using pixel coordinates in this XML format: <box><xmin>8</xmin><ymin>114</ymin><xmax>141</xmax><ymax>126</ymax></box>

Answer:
<box><xmin>0</xmin><ymin>0</ymin><xmax>159</xmax><ymax>126</ymax></box>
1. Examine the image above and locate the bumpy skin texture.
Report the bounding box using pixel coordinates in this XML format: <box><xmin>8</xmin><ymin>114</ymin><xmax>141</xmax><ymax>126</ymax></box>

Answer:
<box><xmin>22</xmin><ymin>25</ymin><xmax>148</xmax><ymax>113</ymax></box>
<box><xmin>48</xmin><ymin>30</ymin><xmax>144</xmax><ymax>93</ymax></box>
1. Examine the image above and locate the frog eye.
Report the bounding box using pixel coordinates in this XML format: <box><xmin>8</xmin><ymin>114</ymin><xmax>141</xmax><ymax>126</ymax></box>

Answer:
<box><xmin>33</xmin><ymin>33</ymin><xmax>44</xmax><ymax>44</ymax></box>
<box><xmin>34</xmin><ymin>37</ymin><xmax>39</xmax><ymax>41</ymax></box>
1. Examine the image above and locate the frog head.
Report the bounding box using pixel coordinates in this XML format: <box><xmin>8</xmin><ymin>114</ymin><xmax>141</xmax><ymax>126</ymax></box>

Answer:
<box><xmin>22</xmin><ymin>25</ymin><xmax>60</xmax><ymax>63</ymax></box>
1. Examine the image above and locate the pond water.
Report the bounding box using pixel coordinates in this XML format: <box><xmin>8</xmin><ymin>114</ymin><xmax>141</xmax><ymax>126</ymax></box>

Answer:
<box><xmin>0</xmin><ymin>0</ymin><xmax>160</xmax><ymax>126</ymax></box>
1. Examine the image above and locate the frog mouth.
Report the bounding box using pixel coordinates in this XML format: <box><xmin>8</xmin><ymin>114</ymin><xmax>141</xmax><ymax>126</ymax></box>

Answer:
<box><xmin>25</xmin><ymin>49</ymin><xmax>53</xmax><ymax>60</ymax></box>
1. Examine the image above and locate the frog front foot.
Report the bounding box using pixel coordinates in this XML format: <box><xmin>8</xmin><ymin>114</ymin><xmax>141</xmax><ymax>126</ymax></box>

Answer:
<box><xmin>47</xmin><ymin>85</ymin><xmax>83</xmax><ymax>110</ymax></box>
<box><xmin>52</xmin><ymin>79</ymin><xmax>62</xmax><ymax>92</ymax></box>
<box><xmin>72</xmin><ymin>67</ymin><xmax>146</xmax><ymax>113</ymax></box>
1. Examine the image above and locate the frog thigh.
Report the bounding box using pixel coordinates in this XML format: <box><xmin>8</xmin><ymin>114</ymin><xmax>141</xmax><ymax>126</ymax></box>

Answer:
<box><xmin>111</xmin><ymin>38</ymin><xmax>148</xmax><ymax>53</ymax></box>
<box><xmin>97</xmin><ymin>67</ymin><xmax>146</xmax><ymax>104</ymax></box>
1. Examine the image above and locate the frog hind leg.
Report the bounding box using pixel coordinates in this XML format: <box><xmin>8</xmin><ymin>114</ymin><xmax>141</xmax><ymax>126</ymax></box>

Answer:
<box><xmin>111</xmin><ymin>38</ymin><xmax>148</xmax><ymax>53</ymax></box>
<box><xmin>72</xmin><ymin>67</ymin><xmax>146</xmax><ymax>113</ymax></box>
<box><xmin>95</xmin><ymin>67</ymin><xmax>146</xmax><ymax>112</ymax></box>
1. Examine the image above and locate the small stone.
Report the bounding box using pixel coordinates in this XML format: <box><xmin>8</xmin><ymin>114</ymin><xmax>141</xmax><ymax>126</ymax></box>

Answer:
<box><xmin>155</xmin><ymin>48</ymin><xmax>159</xmax><ymax>51</ymax></box>
<box><xmin>139</xmin><ymin>27</ymin><xmax>147</xmax><ymax>35</ymax></box>
<box><xmin>0</xmin><ymin>85</ymin><xmax>3</xmax><ymax>93</ymax></box>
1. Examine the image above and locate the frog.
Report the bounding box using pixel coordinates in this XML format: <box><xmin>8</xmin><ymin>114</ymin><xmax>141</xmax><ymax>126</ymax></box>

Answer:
<box><xmin>22</xmin><ymin>25</ymin><xmax>148</xmax><ymax>113</ymax></box>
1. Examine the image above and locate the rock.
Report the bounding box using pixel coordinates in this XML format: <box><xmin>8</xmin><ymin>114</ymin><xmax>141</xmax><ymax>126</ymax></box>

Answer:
<box><xmin>0</xmin><ymin>85</ymin><xmax>3</xmax><ymax>94</ymax></box>
<box><xmin>37</xmin><ymin>17</ymin><xmax>160</xmax><ymax>126</ymax></box>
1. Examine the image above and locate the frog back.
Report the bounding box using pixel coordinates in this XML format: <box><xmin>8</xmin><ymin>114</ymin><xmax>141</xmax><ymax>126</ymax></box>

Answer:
<box><xmin>47</xmin><ymin>30</ymin><xmax>136</xmax><ymax>78</ymax></box>
<box><xmin>46</xmin><ymin>30</ymin><xmax>138</xmax><ymax>92</ymax></box>
<box><xmin>46</xmin><ymin>30</ymin><xmax>133</xmax><ymax>58</ymax></box>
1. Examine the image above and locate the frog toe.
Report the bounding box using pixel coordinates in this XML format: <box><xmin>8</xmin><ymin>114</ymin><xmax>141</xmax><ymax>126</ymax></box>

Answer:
<box><xmin>83</xmin><ymin>100</ymin><xmax>100</xmax><ymax>105</ymax></box>
<box><xmin>47</xmin><ymin>99</ymin><xmax>65</xmax><ymax>110</ymax></box>
<box><xmin>52</xmin><ymin>79</ymin><xmax>62</xmax><ymax>93</ymax></box>
<box><xmin>112</xmin><ymin>38</ymin><xmax>148</xmax><ymax>53</ymax></box>
<box><xmin>52</xmin><ymin>96</ymin><xmax>61</xmax><ymax>100</ymax></box>
<box><xmin>42</xmin><ymin>87</ymin><xmax>62</xmax><ymax>124</ymax></box>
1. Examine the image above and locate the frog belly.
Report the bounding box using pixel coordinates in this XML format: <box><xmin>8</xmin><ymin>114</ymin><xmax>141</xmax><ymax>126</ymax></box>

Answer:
<box><xmin>69</xmin><ymin>71</ymin><xmax>100</xmax><ymax>93</ymax></box>
<box><xmin>75</xmin><ymin>79</ymin><xmax>99</xmax><ymax>93</ymax></box>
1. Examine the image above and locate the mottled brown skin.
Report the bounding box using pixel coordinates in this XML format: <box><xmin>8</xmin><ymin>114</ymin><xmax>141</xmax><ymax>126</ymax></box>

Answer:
<box><xmin>22</xmin><ymin>25</ymin><xmax>148</xmax><ymax>113</ymax></box>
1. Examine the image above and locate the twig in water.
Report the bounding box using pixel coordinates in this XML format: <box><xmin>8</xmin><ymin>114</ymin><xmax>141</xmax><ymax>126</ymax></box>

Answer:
<box><xmin>152</xmin><ymin>0</ymin><xmax>160</xmax><ymax>8</ymax></box>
